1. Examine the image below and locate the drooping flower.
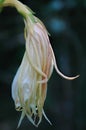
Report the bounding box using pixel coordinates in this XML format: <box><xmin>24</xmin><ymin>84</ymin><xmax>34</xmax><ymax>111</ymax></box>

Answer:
<box><xmin>12</xmin><ymin>19</ymin><xmax>55</xmax><ymax>127</ymax></box>
<box><xmin>1</xmin><ymin>0</ymin><xmax>79</xmax><ymax>127</ymax></box>
<box><xmin>12</xmin><ymin>16</ymin><xmax>79</xmax><ymax>127</ymax></box>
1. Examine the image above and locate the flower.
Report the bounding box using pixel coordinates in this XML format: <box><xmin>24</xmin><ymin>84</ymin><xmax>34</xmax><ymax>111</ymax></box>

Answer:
<box><xmin>12</xmin><ymin>19</ymin><xmax>55</xmax><ymax>127</ymax></box>
<box><xmin>12</xmin><ymin>16</ymin><xmax>79</xmax><ymax>127</ymax></box>
<box><xmin>1</xmin><ymin>0</ymin><xmax>79</xmax><ymax>127</ymax></box>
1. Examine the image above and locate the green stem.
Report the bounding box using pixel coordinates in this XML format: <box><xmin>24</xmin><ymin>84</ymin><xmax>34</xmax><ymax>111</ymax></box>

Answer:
<box><xmin>0</xmin><ymin>0</ymin><xmax>33</xmax><ymax>18</ymax></box>
<box><xmin>0</xmin><ymin>0</ymin><xmax>36</xmax><ymax>34</ymax></box>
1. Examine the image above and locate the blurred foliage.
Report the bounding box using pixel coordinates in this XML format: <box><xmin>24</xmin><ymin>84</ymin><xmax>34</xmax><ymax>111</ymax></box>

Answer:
<box><xmin>0</xmin><ymin>0</ymin><xmax>86</xmax><ymax>130</ymax></box>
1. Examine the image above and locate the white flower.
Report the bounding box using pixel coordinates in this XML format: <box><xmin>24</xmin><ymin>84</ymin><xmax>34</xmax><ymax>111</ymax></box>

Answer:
<box><xmin>12</xmin><ymin>18</ymin><xmax>79</xmax><ymax>127</ymax></box>
<box><xmin>1</xmin><ymin>0</ymin><xmax>79</xmax><ymax>127</ymax></box>
<box><xmin>12</xmin><ymin>20</ymin><xmax>55</xmax><ymax>127</ymax></box>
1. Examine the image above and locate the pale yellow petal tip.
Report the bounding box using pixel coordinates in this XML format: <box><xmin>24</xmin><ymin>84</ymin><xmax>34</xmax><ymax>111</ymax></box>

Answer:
<box><xmin>17</xmin><ymin>111</ymin><xmax>25</xmax><ymax>128</ymax></box>
<box><xmin>67</xmin><ymin>74</ymin><xmax>80</xmax><ymax>80</ymax></box>
<box><xmin>43</xmin><ymin>110</ymin><xmax>52</xmax><ymax>126</ymax></box>
<box><xmin>61</xmin><ymin>74</ymin><xmax>80</xmax><ymax>80</ymax></box>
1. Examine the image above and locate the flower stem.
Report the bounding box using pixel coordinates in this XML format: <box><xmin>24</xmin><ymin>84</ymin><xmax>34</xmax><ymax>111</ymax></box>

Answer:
<box><xmin>0</xmin><ymin>0</ymin><xmax>33</xmax><ymax>18</ymax></box>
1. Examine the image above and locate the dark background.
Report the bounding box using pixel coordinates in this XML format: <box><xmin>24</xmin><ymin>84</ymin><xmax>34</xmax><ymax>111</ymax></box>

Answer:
<box><xmin>0</xmin><ymin>0</ymin><xmax>86</xmax><ymax>130</ymax></box>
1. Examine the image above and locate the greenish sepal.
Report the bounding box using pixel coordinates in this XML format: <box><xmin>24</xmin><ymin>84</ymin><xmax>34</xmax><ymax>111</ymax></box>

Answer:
<box><xmin>18</xmin><ymin>10</ymin><xmax>27</xmax><ymax>19</ymax></box>
<box><xmin>29</xmin><ymin>13</ymin><xmax>35</xmax><ymax>23</ymax></box>
<box><xmin>0</xmin><ymin>0</ymin><xmax>5</xmax><ymax>4</ymax></box>
<box><xmin>18</xmin><ymin>5</ymin><xmax>35</xmax><ymax>20</ymax></box>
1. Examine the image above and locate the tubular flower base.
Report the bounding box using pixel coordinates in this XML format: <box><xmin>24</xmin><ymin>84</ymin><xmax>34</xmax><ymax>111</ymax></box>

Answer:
<box><xmin>0</xmin><ymin>0</ymin><xmax>79</xmax><ymax>127</ymax></box>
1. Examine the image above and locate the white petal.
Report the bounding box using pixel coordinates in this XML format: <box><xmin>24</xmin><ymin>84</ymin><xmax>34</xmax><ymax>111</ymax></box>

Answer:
<box><xmin>11</xmin><ymin>66</ymin><xmax>21</xmax><ymax>101</ymax></box>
